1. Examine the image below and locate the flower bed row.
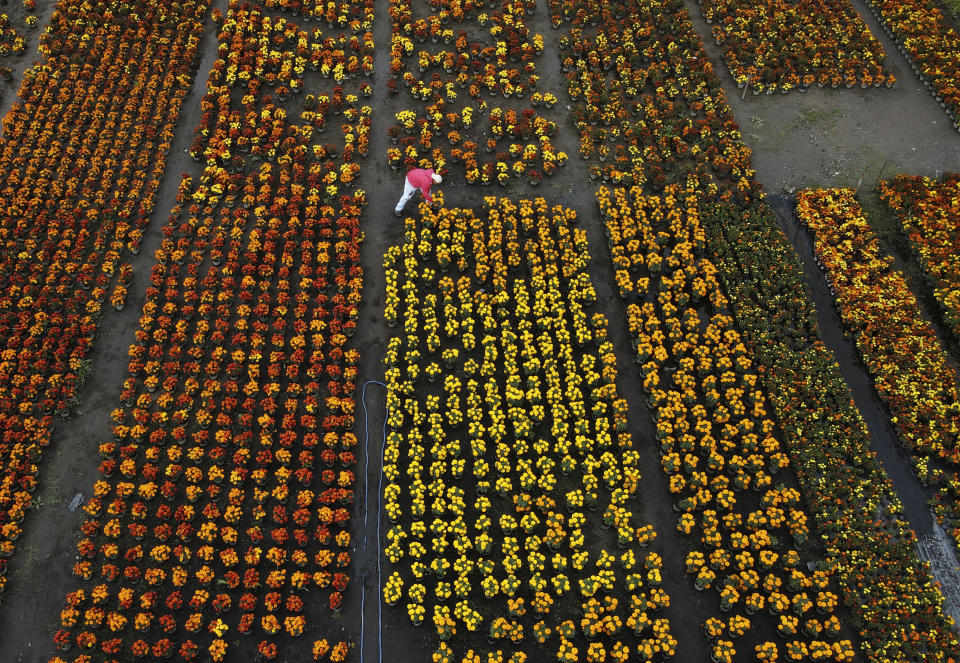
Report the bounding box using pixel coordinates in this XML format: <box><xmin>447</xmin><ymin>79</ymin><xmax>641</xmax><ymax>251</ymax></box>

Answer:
<box><xmin>204</xmin><ymin>23</ymin><xmax>375</xmax><ymax>91</ymax></box>
<box><xmin>878</xmin><ymin>173</ymin><xmax>960</xmax><ymax>341</ymax></box>
<box><xmin>702</xmin><ymin>197</ymin><xmax>960</xmax><ymax>660</ymax></box>
<box><xmin>189</xmin><ymin>6</ymin><xmax>374</xmax><ymax>168</ymax></box>
<box><xmin>698</xmin><ymin>0</ymin><xmax>891</xmax><ymax>93</ymax></box>
<box><xmin>795</xmin><ymin>188</ymin><xmax>960</xmax><ymax>551</ymax></box>
<box><xmin>795</xmin><ymin>188</ymin><xmax>960</xmax><ymax>467</ymax></box>
<box><xmin>52</xmin><ymin>177</ymin><xmax>361</xmax><ymax>663</ymax></box>
<box><xmin>48</xmin><ymin>3</ymin><xmax>367</xmax><ymax>661</ymax></box>
<box><xmin>598</xmin><ymin>185</ymin><xmax>855</xmax><ymax>663</ymax></box>
<box><xmin>381</xmin><ymin>194</ymin><xmax>677</xmax><ymax>662</ymax></box>
<box><xmin>865</xmin><ymin>0</ymin><xmax>960</xmax><ymax>131</ymax></box>
<box><xmin>389</xmin><ymin>0</ymin><xmax>542</xmax><ymax>101</ymax></box>
<box><xmin>0</xmin><ymin>0</ymin><xmax>208</xmax><ymax>599</ymax></box>
<box><xmin>553</xmin><ymin>0</ymin><xmax>759</xmax><ymax>197</ymax></box>
<box><xmin>387</xmin><ymin>103</ymin><xmax>567</xmax><ymax>186</ymax></box>
<box><xmin>259</xmin><ymin>0</ymin><xmax>375</xmax><ymax>30</ymax></box>
<box><xmin>386</xmin><ymin>0</ymin><xmax>565</xmax><ymax>190</ymax></box>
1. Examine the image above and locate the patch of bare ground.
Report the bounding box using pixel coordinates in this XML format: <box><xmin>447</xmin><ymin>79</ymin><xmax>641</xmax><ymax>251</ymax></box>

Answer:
<box><xmin>684</xmin><ymin>0</ymin><xmax>960</xmax><ymax>194</ymax></box>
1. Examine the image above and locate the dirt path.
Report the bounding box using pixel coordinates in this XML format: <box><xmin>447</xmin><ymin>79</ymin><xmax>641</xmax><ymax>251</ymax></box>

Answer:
<box><xmin>683</xmin><ymin>0</ymin><xmax>960</xmax><ymax>194</ymax></box>
<box><xmin>349</xmin><ymin>0</ymin><xmax>399</xmax><ymax>658</ymax></box>
<box><xmin>0</xmin><ymin>1</ymin><xmax>225</xmax><ymax>659</ymax></box>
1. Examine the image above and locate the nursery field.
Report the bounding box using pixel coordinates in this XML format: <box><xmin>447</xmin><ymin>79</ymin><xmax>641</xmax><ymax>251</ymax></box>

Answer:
<box><xmin>0</xmin><ymin>0</ymin><xmax>957</xmax><ymax>661</ymax></box>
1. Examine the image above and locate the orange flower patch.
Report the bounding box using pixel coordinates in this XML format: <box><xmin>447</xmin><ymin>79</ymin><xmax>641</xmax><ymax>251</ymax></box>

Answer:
<box><xmin>0</xmin><ymin>0</ymin><xmax>207</xmax><ymax>597</ymax></box>
<box><xmin>554</xmin><ymin>0</ymin><xmax>759</xmax><ymax>197</ymax></box>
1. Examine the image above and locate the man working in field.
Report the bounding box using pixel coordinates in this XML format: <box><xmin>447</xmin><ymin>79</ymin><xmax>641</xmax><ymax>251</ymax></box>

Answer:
<box><xmin>394</xmin><ymin>167</ymin><xmax>442</xmax><ymax>217</ymax></box>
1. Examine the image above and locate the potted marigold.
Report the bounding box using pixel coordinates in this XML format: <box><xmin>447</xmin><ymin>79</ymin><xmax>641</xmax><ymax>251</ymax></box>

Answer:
<box><xmin>131</xmin><ymin>639</ymin><xmax>150</xmax><ymax>658</ymax></box>
<box><xmin>258</xmin><ymin>641</ymin><xmax>279</xmax><ymax>660</ymax></box>
<box><xmin>174</xmin><ymin>640</ymin><xmax>198</xmax><ymax>660</ymax></box>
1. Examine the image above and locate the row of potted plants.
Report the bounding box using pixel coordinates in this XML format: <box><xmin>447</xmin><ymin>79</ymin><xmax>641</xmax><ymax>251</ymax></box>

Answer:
<box><xmin>381</xmin><ymin>194</ymin><xmax>677</xmax><ymax>662</ymax></box>
<box><xmin>54</xmin><ymin>182</ymin><xmax>361</xmax><ymax>663</ymax></box>
<box><xmin>701</xmin><ymin>197</ymin><xmax>960</xmax><ymax>659</ymax></box>
<box><xmin>386</xmin><ymin>0</ymin><xmax>565</xmax><ymax>192</ymax></box>
<box><xmin>260</xmin><ymin>0</ymin><xmax>375</xmax><ymax>31</ymax></box>
<box><xmin>878</xmin><ymin>174</ymin><xmax>960</xmax><ymax>341</ymax></box>
<box><xmin>554</xmin><ymin>0</ymin><xmax>759</xmax><ymax>198</ymax></box>
<box><xmin>48</xmin><ymin>3</ymin><xmax>365</xmax><ymax>661</ymax></box>
<box><xmin>0</xmin><ymin>0</ymin><xmax>209</xmax><ymax>601</ymax></box>
<box><xmin>698</xmin><ymin>0</ymin><xmax>892</xmax><ymax>93</ymax></box>
<box><xmin>865</xmin><ymin>0</ymin><xmax>960</xmax><ymax>131</ymax></box>
<box><xmin>189</xmin><ymin>4</ymin><xmax>372</xmax><ymax>201</ymax></box>
<box><xmin>197</xmin><ymin>10</ymin><xmax>374</xmax><ymax>102</ymax></box>
<box><xmin>796</xmin><ymin>188</ymin><xmax>960</xmax><ymax>548</ymax></box>
<box><xmin>386</xmin><ymin>103</ymin><xmax>567</xmax><ymax>185</ymax></box>
<box><xmin>597</xmin><ymin>185</ymin><xmax>855</xmax><ymax>663</ymax></box>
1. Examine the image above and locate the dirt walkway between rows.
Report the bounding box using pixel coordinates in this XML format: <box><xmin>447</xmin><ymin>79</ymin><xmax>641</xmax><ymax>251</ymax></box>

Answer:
<box><xmin>683</xmin><ymin>0</ymin><xmax>960</xmax><ymax>193</ymax></box>
<box><xmin>348</xmin><ymin>0</ymin><xmax>399</xmax><ymax>658</ymax></box>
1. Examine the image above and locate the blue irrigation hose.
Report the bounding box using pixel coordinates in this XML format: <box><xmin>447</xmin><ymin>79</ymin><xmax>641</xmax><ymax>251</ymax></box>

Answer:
<box><xmin>360</xmin><ymin>380</ymin><xmax>387</xmax><ymax>663</ymax></box>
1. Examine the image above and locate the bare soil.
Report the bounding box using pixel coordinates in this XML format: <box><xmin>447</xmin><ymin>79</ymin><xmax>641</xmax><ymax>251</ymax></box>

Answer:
<box><xmin>685</xmin><ymin>0</ymin><xmax>960</xmax><ymax>194</ymax></box>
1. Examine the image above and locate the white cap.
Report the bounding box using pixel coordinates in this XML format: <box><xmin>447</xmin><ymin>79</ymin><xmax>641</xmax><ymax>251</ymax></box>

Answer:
<box><xmin>431</xmin><ymin>173</ymin><xmax>443</xmax><ymax>184</ymax></box>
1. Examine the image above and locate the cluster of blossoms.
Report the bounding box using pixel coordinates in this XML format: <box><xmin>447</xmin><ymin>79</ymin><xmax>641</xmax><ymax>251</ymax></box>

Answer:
<box><xmin>879</xmin><ymin>174</ymin><xmax>960</xmax><ymax>339</ymax></box>
<box><xmin>386</xmin><ymin>0</ymin><xmax>566</xmax><ymax>191</ymax></box>
<box><xmin>700</xmin><ymin>0</ymin><xmax>892</xmax><ymax>93</ymax></box>
<box><xmin>554</xmin><ymin>0</ymin><xmax>758</xmax><ymax>198</ymax></box>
